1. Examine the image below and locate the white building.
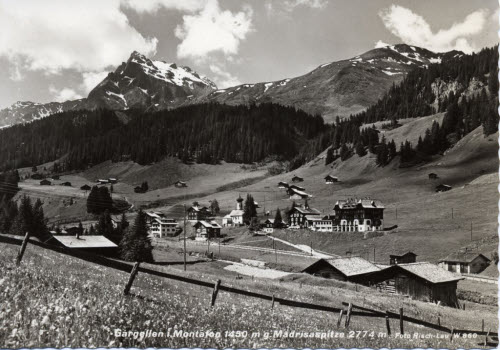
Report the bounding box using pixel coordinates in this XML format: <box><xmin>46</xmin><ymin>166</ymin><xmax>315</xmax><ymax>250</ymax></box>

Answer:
<box><xmin>145</xmin><ymin>211</ymin><xmax>180</xmax><ymax>238</ymax></box>
<box><xmin>222</xmin><ymin>196</ymin><xmax>245</xmax><ymax>227</ymax></box>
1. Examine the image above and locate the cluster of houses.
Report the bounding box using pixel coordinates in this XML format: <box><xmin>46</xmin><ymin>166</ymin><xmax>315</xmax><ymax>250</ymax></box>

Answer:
<box><xmin>302</xmin><ymin>252</ymin><xmax>465</xmax><ymax>307</ymax></box>
<box><xmin>278</xmin><ymin>174</ymin><xmax>339</xmax><ymax>200</ymax></box>
<box><xmin>288</xmin><ymin>199</ymin><xmax>384</xmax><ymax>232</ymax></box>
<box><xmin>301</xmin><ymin>249</ymin><xmax>492</xmax><ymax>307</ymax></box>
<box><xmin>39</xmin><ymin>178</ymin><xmax>72</xmax><ymax>186</ymax></box>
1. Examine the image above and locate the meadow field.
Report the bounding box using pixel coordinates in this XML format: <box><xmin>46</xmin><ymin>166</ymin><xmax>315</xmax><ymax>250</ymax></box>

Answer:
<box><xmin>0</xmin><ymin>240</ymin><xmax>497</xmax><ymax>349</ymax></box>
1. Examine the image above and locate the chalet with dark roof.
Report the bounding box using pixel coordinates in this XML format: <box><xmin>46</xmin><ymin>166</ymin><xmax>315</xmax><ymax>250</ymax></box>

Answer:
<box><xmin>302</xmin><ymin>256</ymin><xmax>381</xmax><ymax>282</ymax></box>
<box><xmin>288</xmin><ymin>203</ymin><xmax>320</xmax><ymax>228</ymax></box>
<box><xmin>367</xmin><ymin>263</ymin><xmax>464</xmax><ymax>307</ymax></box>
<box><xmin>193</xmin><ymin>220</ymin><xmax>222</xmax><ymax>240</ymax></box>
<box><xmin>325</xmin><ymin>174</ymin><xmax>338</xmax><ymax>184</ymax></box>
<box><xmin>390</xmin><ymin>251</ymin><xmax>417</xmax><ymax>265</ymax></box>
<box><xmin>435</xmin><ymin>184</ymin><xmax>452</xmax><ymax>192</ymax></box>
<box><xmin>187</xmin><ymin>204</ymin><xmax>211</xmax><ymax>222</ymax></box>
<box><xmin>438</xmin><ymin>251</ymin><xmax>491</xmax><ymax>274</ymax></box>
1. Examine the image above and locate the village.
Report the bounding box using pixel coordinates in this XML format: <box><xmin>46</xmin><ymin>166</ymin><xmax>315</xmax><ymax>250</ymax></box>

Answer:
<box><xmin>32</xmin><ymin>170</ymin><xmax>494</xmax><ymax>311</ymax></box>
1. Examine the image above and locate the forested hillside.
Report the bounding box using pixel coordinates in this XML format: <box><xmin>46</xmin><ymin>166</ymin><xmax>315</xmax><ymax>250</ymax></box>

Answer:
<box><xmin>322</xmin><ymin>46</ymin><xmax>498</xmax><ymax>166</ymax></box>
<box><xmin>0</xmin><ymin>103</ymin><xmax>328</xmax><ymax>172</ymax></box>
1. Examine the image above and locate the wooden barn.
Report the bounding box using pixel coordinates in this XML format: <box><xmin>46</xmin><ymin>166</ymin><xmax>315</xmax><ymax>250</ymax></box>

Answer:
<box><xmin>175</xmin><ymin>180</ymin><xmax>187</xmax><ymax>188</ymax></box>
<box><xmin>435</xmin><ymin>184</ymin><xmax>452</xmax><ymax>192</ymax></box>
<box><xmin>324</xmin><ymin>174</ymin><xmax>338</xmax><ymax>184</ymax></box>
<box><xmin>367</xmin><ymin>263</ymin><xmax>464</xmax><ymax>307</ymax></box>
<box><xmin>61</xmin><ymin>181</ymin><xmax>72</xmax><ymax>186</ymax></box>
<box><xmin>438</xmin><ymin>252</ymin><xmax>491</xmax><ymax>274</ymax></box>
<box><xmin>278</xmin><ymin>181</ymin><xmax>289</xmax><ymax>189</ymax></box>
<box><xmin>47</xmin><ymin>235</ymin><xmax>118</xmax><ymax>257</ymax></box>
<box><xmin>302</xmin><ymin>256</ymin><xmax>381</xmax><ymax>283</ymax></box>
<box><xmin>80</xmin><ymin>184</ymin><xmax>91</xmax><ymax>191</ymax></box>
<box><xmin>40</xmin><ymin>179</ymin><xmax>51</xmax><ymax>186</ymax></box>
<box><xmin>291</xmin><ymin>175</ymin><xmax>304</xmax><ymax>183</ymax></box>
<box><xmin>428</xmin><ymin>173</ymin><xmax>438</xmax><ymax>180</ymax></box>
<box><xmin>389</xmin><ymin>251</ymin><xmax>417</xmax><ymax>265</ymax></box>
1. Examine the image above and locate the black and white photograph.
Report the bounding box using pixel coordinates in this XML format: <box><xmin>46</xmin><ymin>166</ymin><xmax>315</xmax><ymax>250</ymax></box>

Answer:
<box><xmin>0</xmin><ymin>0</ymin><xmax>498</xmax><ymax>349</ymax></box>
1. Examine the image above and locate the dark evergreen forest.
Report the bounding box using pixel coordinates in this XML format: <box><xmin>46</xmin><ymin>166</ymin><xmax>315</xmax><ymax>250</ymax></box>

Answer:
<box><xmin>0</xmin><ymin>103</ymin><xmax>329</xmax><ymax>172</ymax></box>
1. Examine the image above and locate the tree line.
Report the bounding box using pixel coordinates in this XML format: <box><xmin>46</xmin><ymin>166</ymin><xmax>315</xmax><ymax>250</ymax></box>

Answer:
<box><xmin>0</xmin><ymin>103</ymin><xmax>328</xmax><ymax>173</ymax></box>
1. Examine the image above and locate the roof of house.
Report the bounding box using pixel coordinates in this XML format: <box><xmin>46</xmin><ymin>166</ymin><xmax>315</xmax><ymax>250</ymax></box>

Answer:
<box><xmin>303</xmin><ymin>257</ymin><xmax>380</xmax><ymax>276</ymax></box>
<box><xmin>146</xmin><ymin>211</ymin><xmax>166</xmax><ymax>219</ymax></box>
<box><xmin>289</xmin><ymin>184</ymin><xmax>305</xmax><ymax>190</ymax></box>
<box><xmin>395</xmin><ymin>262</ymin><xmax>464</xmax><ymax>283</ymax></box>
<box><xmin>439</xmin><ymin>252</ymin><xmax>491</xmax><ymax>264</ymax></box>
<box><xmin>196</xmin><ymin>220</ymin><xmax>222</xmax><ymax>229</ymax></box>
<box><xmin>323</xmin><ymin>257</ymin><xmax>381</xmax><ymax>277</ymax></box>
<box><xmin>289</xmin><ymin>188</ymin><xmax>312</xmax><ymax>198</ymax></box>
<box><xmin>436</xmin><ymin>184</ymin><xmax>452</xmax><ymax>188</ymax></box>
<box><xmin>292</xmin><ymin>206</ymin><xmax>320</xmax><ymax>215</ymax></box>
<box><xmin>51</xmin><ymin>235</ymin><xmax>117</xmax><ymax>249</ymax></box>
<box><xmin>264</xmin><ymin>218</ymin><xmax>275</xmax><ymax>224</ymax></box>
<box><xmin>325</xmin><ymin>174</ymin><xmax>338</xmax><ymax>179</ymax></box>
<box><xmin>335</xmin><ymin>199</ymin><xmax>384</xmax><ymax>209</ymax></box>
<box><xmin>390</xmin><ymin>251</ymin><xmax>418</xmax><ymax>258</ymax></box>
<box><xmin>228</xmin><ymin>209</ymin><xmax>244</xmax><ymax>217</ymax></box>
<box><xmin>189</xmin><ymin>205</ymin><xmax>209</xmax><ymax>212</ymax></box>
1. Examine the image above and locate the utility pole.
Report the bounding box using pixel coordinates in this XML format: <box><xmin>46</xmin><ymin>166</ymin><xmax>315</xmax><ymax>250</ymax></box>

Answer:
<box><xmin>373</xmin><ymin>247</ymin><xmax>376</xmax><ymax>263</ymax></box>
<box><xmin>183</xmin><ymin>204</ymin><xmax>187</xmax><ymax>271</ymax></box>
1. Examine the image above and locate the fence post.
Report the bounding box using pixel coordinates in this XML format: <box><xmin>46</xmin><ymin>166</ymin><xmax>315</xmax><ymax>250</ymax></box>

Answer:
<box><xmin>450</xmin><ymin>327</ymin><xmax>454</xmax><ymax>343</ymax></box>
<box><xmin>345</xmin><ymin>303</ymin><xmax>352</xmax><ymax>327</ymax></box>
<box><xmin>481</xmin><ymin>319</ymin><xmax>484</xmax><ymax>332</ymax></box>
<box><xmin>123</xmin><ymin>262</ymin><xmax>140</xmax><ymax>296</ymax></box>
<box><xmin>16</xmin><ymin>232</ymin><xmax>30</xmax><ymax>266</ymax></box>
<box><xmin>271</xmin><ymin>294</ymin><xmax>275</xmax><ymax>309</ymax></box>
<box><xmin>399</xmin><ymin>307</ymin><xmax>404</xmax><ymax>334</ymax></box>
<box><xmin>484</xmin><ymin>329</ymin><xmax>490</xmax><ymax>346</ymax></box>
<box><xmin>337</xmin><ymin>310</ymin><xmax>344</xmax><ymax>328</ymax></box>
<box><xmin>211</xmin><ymin>279</ymin><xmax>221</xmax><ymax>307</ymax></box>
<box><xmin>385</xmin><ymin>312</ymin><xmax>391</xmax><ymax>336</ymax></box>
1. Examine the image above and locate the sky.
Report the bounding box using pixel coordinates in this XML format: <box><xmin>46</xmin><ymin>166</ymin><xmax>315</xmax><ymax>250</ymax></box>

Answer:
<box><xmin>0</xmin><ymin>0</ymin><xmax>498</xmax><ymax>108</ymax></box>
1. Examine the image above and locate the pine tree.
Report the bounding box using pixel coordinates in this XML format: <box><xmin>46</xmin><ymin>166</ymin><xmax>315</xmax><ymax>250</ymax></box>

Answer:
<box><xmin>10</xmin><ymin>196</ymin><xmax>33</xmax><ymax>236</ymax></box>
<box><xmin>119</xmin><ymin>210</ymin><xmax>153</xmax><ymax>262</ymax></box>
<box><xmin>210</xmin><ymin>199</ymin><xmax>220</xmax><ymax>215</ymax></box>
<box><xmin>340</xmin><ymin>143</ymin><xmax>350</xmax><ymax>161</ymax></box>
<box><xmin>97</xmin><ymin>210</ymin><xmax>114</xmax><ymax>239</ymax></box>
<box><xmin>32</xmin><ymin>198</ymin><xmax>49</xmax><ymax>240</ymax></box>
<box><xmin>273</xmin><ymin>208</ymin><xmax>283</xmax><ymax>228</ymax></box>
<box><xmin>243</xmin><ymin>194</ymin><xmax>257</xmax><ymax>225</ymax></box>
<box><xmin>376</xmin><ymin>137</ymin><xmax>389</xmax><ymax>166</ymax></box>
<box><xmin>325</xmin><ymin>147</ymin><xmax>335</xmax><ymax>165</ymax></box>
<box><xmin>355</xmin><ymin>142</ymin><xmax>366</xmax><ymax>157</ymax></box>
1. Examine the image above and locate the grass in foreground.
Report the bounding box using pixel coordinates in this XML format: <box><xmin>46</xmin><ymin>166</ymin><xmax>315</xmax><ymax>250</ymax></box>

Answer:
<box><xmin>0</xmin><ymin>242</ymin><xmax>495</xmax><ymax>348</ymax></box>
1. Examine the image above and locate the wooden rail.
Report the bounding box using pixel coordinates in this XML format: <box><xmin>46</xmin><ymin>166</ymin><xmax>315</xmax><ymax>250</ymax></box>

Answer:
<box><xmin>0</xmin><ymin>234</ymin><xmax>496</xmax><ymax>339</ymax></box>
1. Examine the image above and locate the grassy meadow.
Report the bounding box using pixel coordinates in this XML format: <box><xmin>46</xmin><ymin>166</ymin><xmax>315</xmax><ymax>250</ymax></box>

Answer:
<box><xmin>0</xmin><ymin>241</ymin><xmax>496</xmax><ymax>349</ymax></box>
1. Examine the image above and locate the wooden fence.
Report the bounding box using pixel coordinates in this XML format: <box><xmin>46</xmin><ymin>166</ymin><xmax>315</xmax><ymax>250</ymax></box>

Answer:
<box><xmin>0</xmin><ymin>234</ymin><xmax>497</xmax><ymax>344</ymax></box>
